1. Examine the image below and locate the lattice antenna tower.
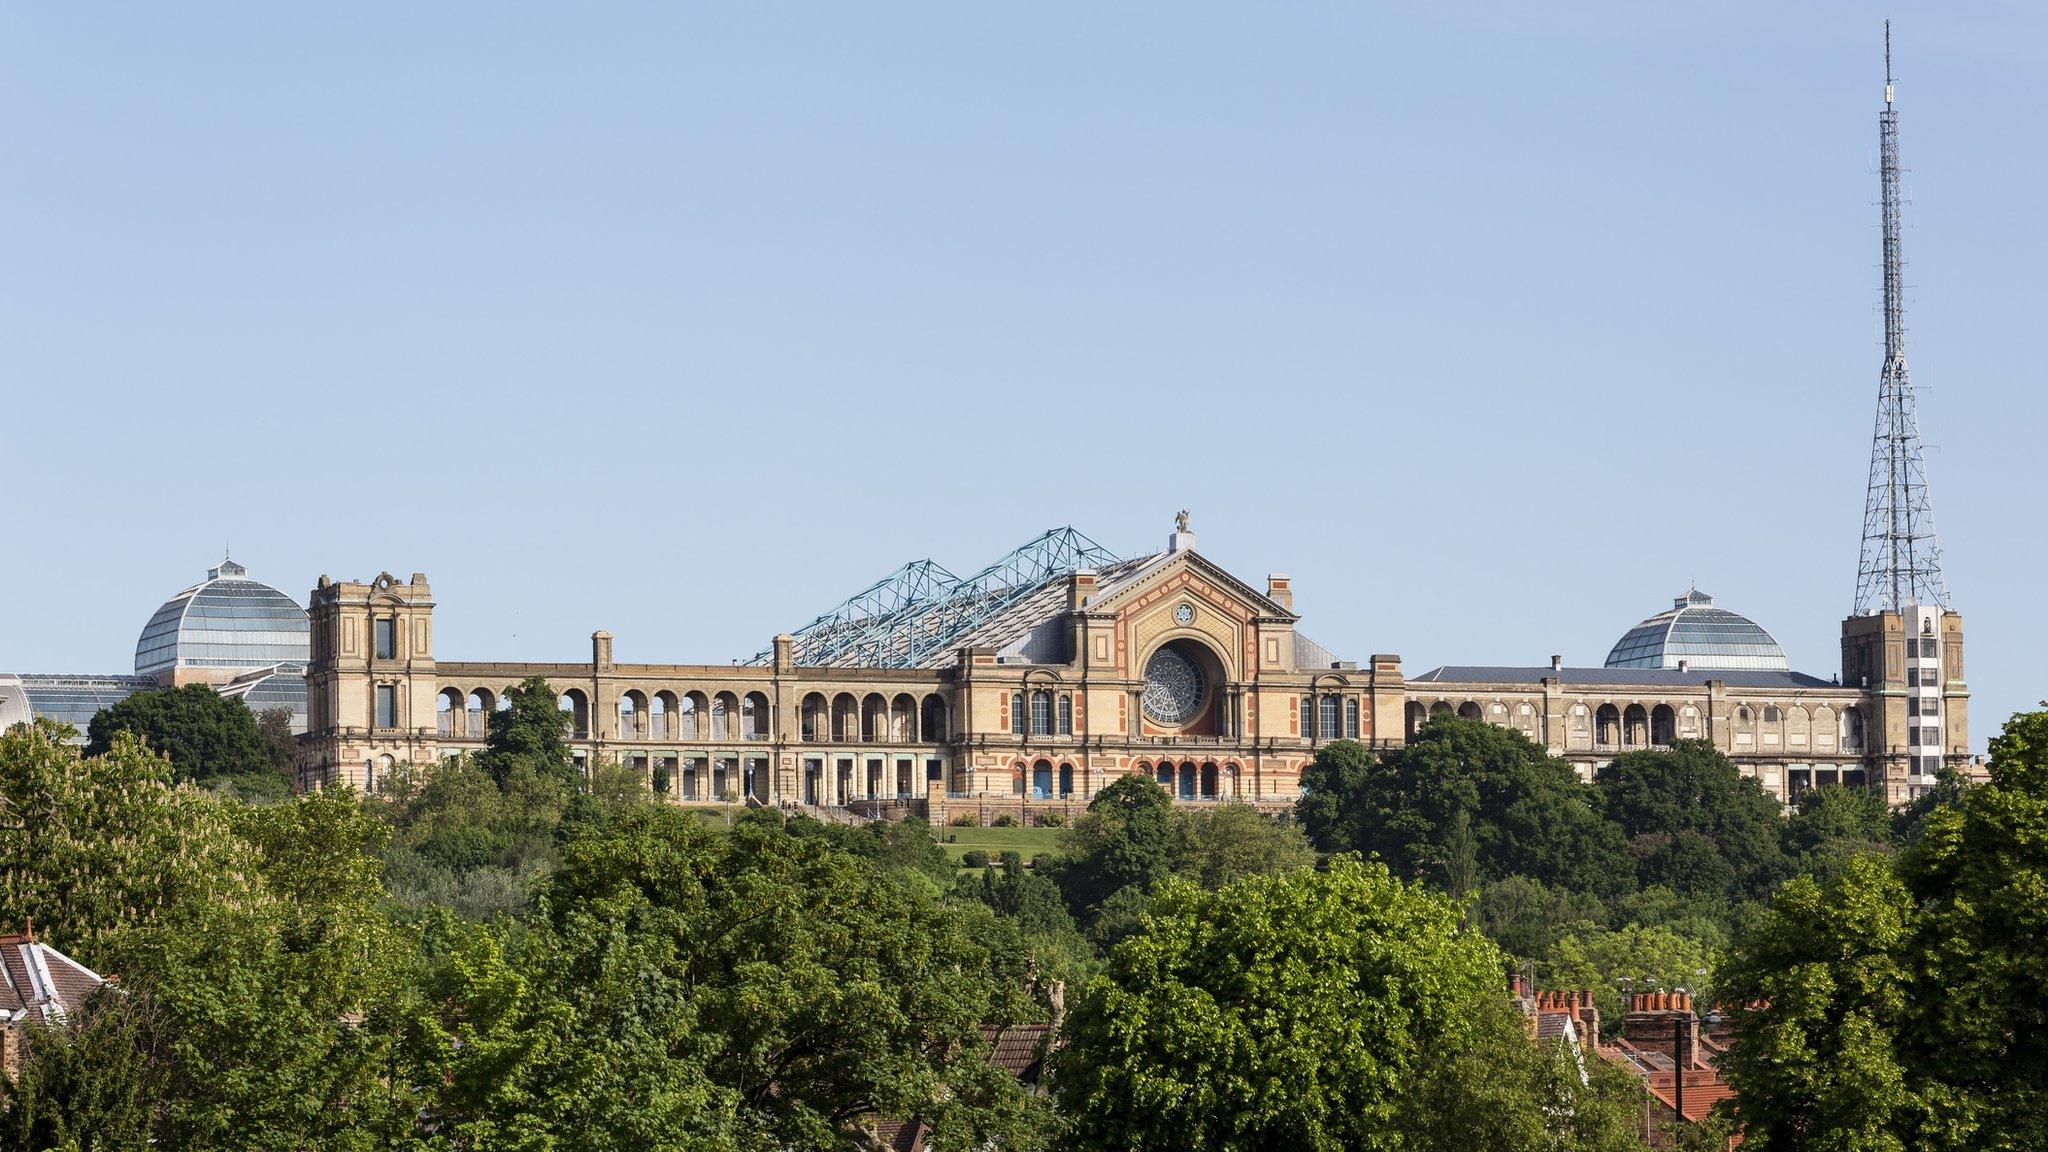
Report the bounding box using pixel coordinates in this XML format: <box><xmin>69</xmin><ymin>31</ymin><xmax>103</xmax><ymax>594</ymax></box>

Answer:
<box><xmin>1854</xmin><ymin>20</ymin><xmax>1949</xmax><ymax>615</ymax></box>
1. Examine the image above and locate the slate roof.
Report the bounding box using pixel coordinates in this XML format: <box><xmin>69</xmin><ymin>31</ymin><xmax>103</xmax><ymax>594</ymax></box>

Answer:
<box><xmin>1409</xmin><ymin>665</ymin><xmax>1839</xmax><ymax>690</ymax></box>
<box><xmin>1292</xmin><ymin>632</ymin><xmax>1346</xmax><ymax>671</ymax></box>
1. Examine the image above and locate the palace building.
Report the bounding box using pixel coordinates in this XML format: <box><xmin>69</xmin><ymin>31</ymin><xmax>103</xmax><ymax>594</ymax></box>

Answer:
<box><xmin>298</xmin><ymin>521</ymin><xmax>1405</xmax><ymax>812</ymax></box>
<box><xmin>295</xmin><ymin>516</ymin><xmax>1969</xmax><ymax>811</ymax></box>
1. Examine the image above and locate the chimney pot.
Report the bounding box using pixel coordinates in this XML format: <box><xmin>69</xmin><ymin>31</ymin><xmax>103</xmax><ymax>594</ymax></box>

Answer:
<box><xmin>1550</xmin><ymin>654</ymin><xmax>1563</xmax><ymax>671</ymax></box>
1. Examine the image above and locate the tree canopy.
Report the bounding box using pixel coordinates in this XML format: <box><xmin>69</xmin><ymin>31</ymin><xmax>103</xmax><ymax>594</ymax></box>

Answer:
<box><xmin>1717</xmin><ymin>709</ymin><xmax>2048</xmax><ymax>1152</ymax></box>
<box><xmin>1054</xmin><ymin>856</ymin><xmax>1644</xmax><ymax>1152</ymax></box>
<box><xmin>83</xmin><ymin>684</ymin><xmax>287</xmax><ymax>792</ymax></box>
<box><xmin>1297</xmin><ymin>725</ymin><xmax>1630</xmax><ymax>898</ymax></box>
<box><xmin>1595</xmin><ymin>739</ymin><xmax>1792</xmax><ymax>902</ymax></box>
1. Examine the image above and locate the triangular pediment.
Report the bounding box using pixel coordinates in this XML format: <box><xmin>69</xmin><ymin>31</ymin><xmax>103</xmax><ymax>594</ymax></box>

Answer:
<box><xmin>1086</xmin><ymin>549</ymin><xmax>1296</xmax><ymax>622</ymax></box>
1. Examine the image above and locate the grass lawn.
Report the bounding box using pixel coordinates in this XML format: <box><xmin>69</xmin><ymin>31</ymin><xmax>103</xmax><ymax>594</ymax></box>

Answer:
<box><xmin>934</xmin><ymin>823</ymin><xmax>1064</xmax><ymax>865</ymax></box>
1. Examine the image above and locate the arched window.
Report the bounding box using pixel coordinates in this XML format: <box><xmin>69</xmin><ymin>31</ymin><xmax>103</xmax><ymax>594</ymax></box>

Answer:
<box><xmin>1623</xmin><ymin>704</ymin><xmax>1648</xmax><ymax>746</ymax></box>
<box><xmin>1763</xmin><ymin>705</ymin><xmax>1782</xmax><ymax>723</ymax></box>
<box><xmin>742</xmin><ymin>692</ymin><xmax>770</xmax><ymax>740</ymax></box>
<box><xmin>1457</xmin><ymin>701</ymin><xmax>1483</xmax><ymax>722</ymax></box>
<box><xmin>652</xmin><ymin>691</ymin><xmax>676</xmax><ymax>740</ymax></box>
<box><xmin>920</xmin><ymin>694</ymin><xmax>948</xmax><ymax>742</ymax></box>
<box><xmin>1010</xmin><ymin>693</ymin><xmax>1024</xmax><ymax>736</ymax></box>
<box><xmin>1345</xmin><ymin>698</ymin><xmax>1360</xmax><ymax>739</ymax></box>
<box><xmin>619</xmin><ymin>691</ymin><xmax>645</xmax><ymax>740</ymax></box>
<box><xmin>1031</xmin><ymin>760</ymin><xmax>1053</xmax><ymax>799</ymax></box>
<box><xmin>559</xmin><ymin>690</ymin><xmax>589</xmax><ymax>739</ymax></box>
<box><xmin>680</xmin><ymin>693</ymin><xmax>703</xmax><ymax>739</ymax></box>
<box><xmin>861</xmin><ymin>694</ymin><xmax>887</xmax><ymax>742</ymax></box>
<box><xmin>801</xmin><ymin>693</ymin><xmax>828</xmax><ymax>742</ymax></box>
<box><xmin>1058</xmin><ymin>762</ymin><xmax>1074</xmax><ymax>798</ymax></box>
<box><xmin>1651</xmin><ymin>704</ymin><xmax>1676</xmax><ymax>745</ymax></box>
<box><xmin>436</xmin><ymin>688</ymin><xmax>460</xmax><ymax>737</ymax></box>
<box><xmin>465</xmin><ymin>690</ymin><xmax>490</xmax><ymax>737</ymax></box>
<box><xmin>1319</xmin><ymin>695</ymin><xmax>1340</xmax><ymax>740</ymax></box>
<box><xmin>1030</xmin><ymin>690</ymin><xmax>1052</xmax><ymax>736</ymax></box>
<box><xmin>1299</xmin><ymin>697</ymin><xmax>1313</xmax><ymax>737</ymax></box>
<box><xmin>710</xmin><ymin>694</ymin><xmax>730</xmax><ymax>741</ymax></box>
<box><xmin>891</xmin><ymin>694</ymin><xmax>917</xmax><ymax>743</ymax></box>
<box><xmin>1057</xmin><ymin>694</ymin><xmax>1073</xmax><ymax>736</ymax></box>
<box><xmin>833</xmin><ymin>693</ymin><xmax>858</xmax><ymax>742</ymax></box>
<box><xmin>1595</xmin><ymin>704</ymin><xmax>1620</xmax><ymax>746</ymax></box>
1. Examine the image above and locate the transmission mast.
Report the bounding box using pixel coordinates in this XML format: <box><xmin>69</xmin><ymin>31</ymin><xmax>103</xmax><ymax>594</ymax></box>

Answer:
<box><xmin>1854</xmin><ymin>21</ymin><xmax>1949</xmax><ymax>615</ymax></box>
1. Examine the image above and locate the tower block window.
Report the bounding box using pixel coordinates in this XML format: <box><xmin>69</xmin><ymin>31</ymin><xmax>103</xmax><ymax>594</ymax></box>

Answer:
<box><xmin>374</xmin><ymin>617</ymin><xmax>395</xmax><ymax>660</ymax></box>
<box><xmin>374</xmin><ymin>684</ymin><xmax>396</xmax><ymax>729</ymax></box>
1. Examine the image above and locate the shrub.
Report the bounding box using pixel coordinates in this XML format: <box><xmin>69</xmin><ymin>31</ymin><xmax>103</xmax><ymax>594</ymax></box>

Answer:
<box><xmin>961</xmin><ymin>850</ymin><xmax>990</xmax><ymax>868</ymax></box>
<box><xmin>1000</xmin><ymin>851</ymin><xmax>1023</xmax><ymax>869</ymax></box>
<box><xmin>992</xmin><ymin>814</ymin><xmax>1019</xmax><ymax>828</ymax></box>
<box><xmin>1030</xmin><ymin>854</ymin><xmax>1052</xmax><ymax>870</ymax></box>
<box><xmin>1039</xmin><ymin>811</ymin><xmax>1066</xmax><ymax>828</ymax></box>
<box><xmin>950</xmin><ymin>813</ymin><xmax>980</xmax><ymax>827</ymax></box>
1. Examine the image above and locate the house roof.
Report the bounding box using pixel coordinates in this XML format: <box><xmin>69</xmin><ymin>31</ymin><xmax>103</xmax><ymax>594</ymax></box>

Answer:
<box><xmin>0</xmin><ymin>928</ymin><xmax>108</xmax><ymax>1025</ymax></box>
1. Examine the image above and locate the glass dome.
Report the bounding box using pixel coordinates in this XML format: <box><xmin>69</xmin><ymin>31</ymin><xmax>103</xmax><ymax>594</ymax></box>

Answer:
<box><xmin>134</xmin><ymin>558</ymin><xmax>310</xmax><ymax>676</ymax></box>
<box><xmin>1603</xmin><ymin>589</ymin><xmax>1789</xmax><ymax>671</ymax></box>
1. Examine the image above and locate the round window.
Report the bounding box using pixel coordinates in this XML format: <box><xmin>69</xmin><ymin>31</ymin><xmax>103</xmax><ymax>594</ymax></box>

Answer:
<box><xmin>1142</xmin><ymin>645</ymin><xmax>1206</xmax><ymax>726</ymax></box>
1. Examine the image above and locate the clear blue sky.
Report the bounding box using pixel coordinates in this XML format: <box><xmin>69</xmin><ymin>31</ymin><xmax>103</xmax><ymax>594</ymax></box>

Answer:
<box><xmin>3</xmin><ymin>4</ymin><xmax>2041</xmax><ymax>751</ymax></box>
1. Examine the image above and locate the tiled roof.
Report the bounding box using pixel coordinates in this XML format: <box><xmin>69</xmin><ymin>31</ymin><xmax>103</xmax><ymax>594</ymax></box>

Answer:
<box><xmin>1409</xmin><ymin>665</ymin><xmax>1839</xmax><ymax>690</ymax></box>
<box><xmin>983</xmin><ymin>1022</ymin><xmax>1052</xmax><ymax>1079</ymax></box>
<box><xmin>0</xmin><ymin>929</ymin><xmax>108</xmax><ymax>1025</ymax></box>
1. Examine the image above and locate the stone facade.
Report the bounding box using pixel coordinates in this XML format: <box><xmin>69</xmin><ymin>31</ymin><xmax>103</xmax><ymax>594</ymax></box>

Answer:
<box><xmin>299</xmin><ymin>537</ymin><xmax>1407</xmax><ymax>811</ymax></box>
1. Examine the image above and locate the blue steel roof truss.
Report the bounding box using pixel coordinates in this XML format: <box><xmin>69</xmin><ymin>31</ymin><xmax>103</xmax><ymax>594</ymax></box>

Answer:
<box><xmin>749</xmin><ymin>527</ymin><xmax>1120</xmax><ymax>669</ymax></box>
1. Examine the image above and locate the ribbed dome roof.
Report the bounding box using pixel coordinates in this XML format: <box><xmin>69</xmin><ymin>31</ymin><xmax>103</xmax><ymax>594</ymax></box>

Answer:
<box><xmin>134</xmin><ymin>558</ymin><xmax>310</xmax><ymax>676</ymax></box>
<box><xmin>1603</xmin><ymin>589</ymin><xmax>1788</xmax><ymax>672</ymax></box>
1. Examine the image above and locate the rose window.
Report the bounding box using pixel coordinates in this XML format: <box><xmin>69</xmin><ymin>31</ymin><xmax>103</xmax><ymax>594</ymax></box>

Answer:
<box><xmin>1142</xmin><ymin>646</ymin><xmax>1206</xmax><ymax>726</ymax></box>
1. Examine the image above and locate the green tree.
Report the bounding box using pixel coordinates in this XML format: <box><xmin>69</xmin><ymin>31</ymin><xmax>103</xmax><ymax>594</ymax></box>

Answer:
<box><xmin>0</xmin><ymin>723</ymin><xmax>261</xmax><ymax>965</ymax></box>
<box><xmin>1596</xmin><ymin>740</ymin><xmax>1791</xmax><ymax>901</ymax></box>
<box><xmin>476</xmin><ymin>674</ymin><xmax>577</xmax><ymax>788</ymax></box>
<box><xmin>1297</xmin><ymin>716</ymin><xmax>1632</xmax><ymax>899</ymax></box>
<box><xmin>1718</xmin><ymin>709</ymin><xmax>2048</xmax><ymax>1151</ymax></box>
<box><xmin>1046</xmin><ymin>773</ymin><xmax>1180</xmax><ymax>926</ymax></box>
<box><xmin>1295</xmin><ymin>738</ymin><xmax>1378</xmax><ymax>855</ymax></box>
<box><xmin>527</xmin><ymin>802</ymin><xmax>1048</xmax><ymax>1150</ymax></box>
<box><xmin>83</xmin><ymin>684</ymin><xmax>283</xmax><ymax>791</ymax></box>
<box><xmin>1056</xmin><ymin>856</ymin><xmax>1527</xmax><ymax>1152</ymax></box>
<box><xmin>1783</xmin><ymin>783</ymin><xmax>1894</xmax><ymax>876</ymax></box>
<box><xmin>0</xmin><ymin>987</ymin><xmax>165</xmax><ymax>1152</ymax></box>
<box><xmin>369</xmin><ymin>752</ymin><xmax>569</xmax><ymax>919</ymax></box>
<box><xmin>1472</xmin><ymin>875</ymin><xmax>1606</xmax><ymax>965</ymax></box>
<box><xmin>1175</xmin><ymin>802</ymin><xmax>1317</xmax><ymax>890</ymax></box>
<box><xmin>1402</xmin><ymin>994</ymin><xmax>1653</xmax><ymax>1152</ymax></box>
<box><xmin>959</xmin><ymin>855</ymin><xmax>1095</xmax><ymax>989</ymax></box>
